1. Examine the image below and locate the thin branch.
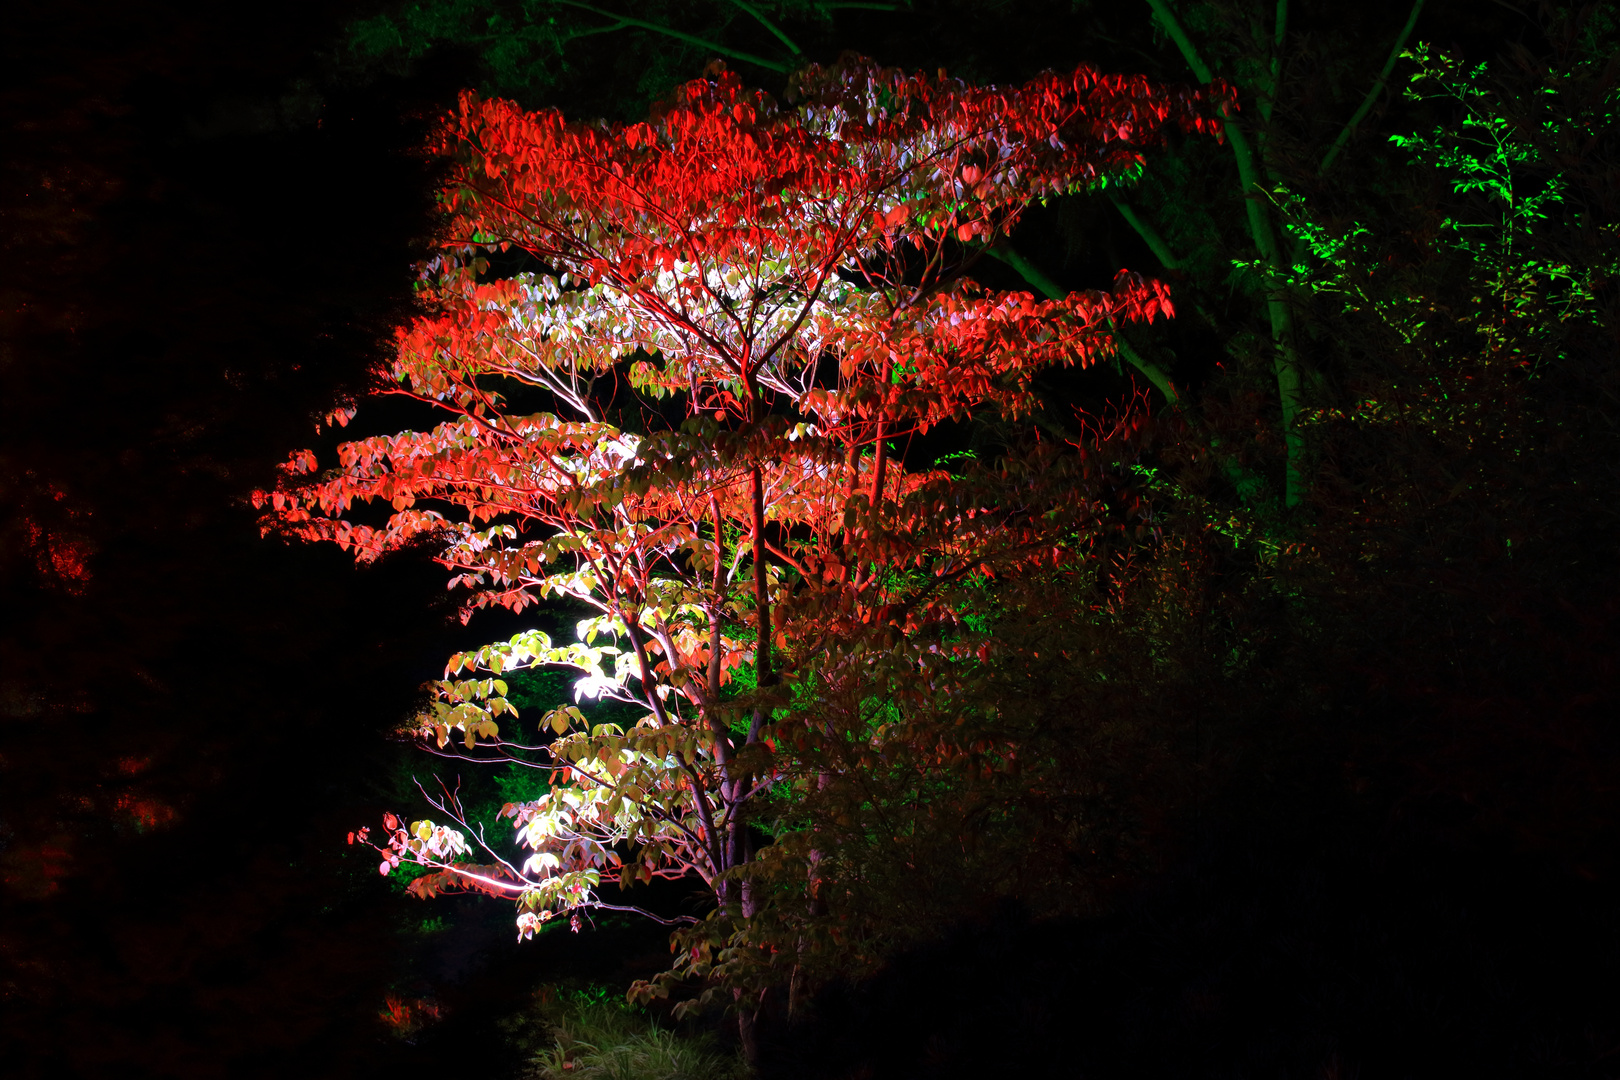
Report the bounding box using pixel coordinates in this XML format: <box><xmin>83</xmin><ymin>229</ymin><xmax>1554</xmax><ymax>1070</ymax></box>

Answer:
<box><xmin>414</xmin><ymin>743</ymin><xmax>532</xmax><ymax>765</ymax></box>
<box><xmin>1265</xmin><ymin>0</ymin><xmax>1287</xmax><ymax>123</ymax></box>
<box><xmin>554</xmin><ymin>1</ymin><xmax>790</xmax><ymax>72</ymax></box>
<box><xmin>1109</xmin><ymin>328</ymin><xmax>1181</xmax><ymax>406</ymax></box>
<box><xmin>561</xmin><ymin>19</ymin><xmax>636</xmax><ymax>44</ymax></box>
<box><xmin>681</xmin><ymin>757</ymin><xmax>726</xmax><ymax>870</ymax></box>
<box><xmin>735</xmin><ymin>773</ymin><xmax>780</xmax><ymax>804</ymax></box>
<box><xmin>1107</xmin><ymin>196</ymin><xmax>1185</xmax><ymax>270</ymax></box>
<box><xmin>764</xmin><ymin>538</ymin><xmax>809</xmax><ymax>577</ymax></box>
<box><xmin>590</xmin><ymin>901</ymin><xmax>701</xmax><ymax>925</ymax></box>
<box><xmin>621</xmin><ymin>606</ymin><xmax>674</xmax><ymax>729</ymax></box>
<box><xmin>1319</xmin><ymin>0</ymin><xmax>1428</xmax><ymax>175</ymax></box>
<box><xmin>1145</xmin><ymin>0</ymin><xmax>1213</xmax><ymax>82</ymax></box>
<box><xmin>1256</xmin><ymin>0</ymin><xmax>1287</xmax><ymax>179</ymax></box>
<box><xmin>984</xmin><ymin>242</ymin><xmax>1181</xmax><ymax>406</ymax></box>
<box><xmin>418</xmin><ymin>778</ymin><xmax>532</xmax><ymax>883</ymax></box>
<box><xmin>706</xmin><ymin>496</ymin><xmax>726</xmax><ymax>712</ymax></box>
<box><xmin>984</xmin><ymin>242</ymin><xmax>1065</xmax><ymax>298</ymax></box>
<box><xmin>726</xmin><ymin>0</ymin><xmax>801</xmax><ymax>55</ymax></box>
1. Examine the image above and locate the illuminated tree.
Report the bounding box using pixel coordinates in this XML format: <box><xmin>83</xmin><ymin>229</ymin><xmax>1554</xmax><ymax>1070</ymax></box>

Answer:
<box><xmin>342</xmin><ymin>0</ymin><xmax>1439</xmax><ymax>513</ymax></box>
<box><xmin>265</xmin><ymin>55</ymin><xmax>1226</xmax><ymax>1043</ymax></box>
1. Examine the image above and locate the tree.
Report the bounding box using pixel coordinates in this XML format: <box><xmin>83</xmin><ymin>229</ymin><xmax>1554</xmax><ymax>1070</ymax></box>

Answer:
<box><xmin>264</xmin><ymin>54</ymin><xmax>1227</xmax><ymax>1046</ymax></box>
<box><xmin>341</xmin><ymin>0</ymin><xmax>1518</xmax><ymax>516</ymax></box>
<box><xmin>1240</xmin><ymin>23</ymin><xmax>1620</xmax><ymax>852</ymax></box>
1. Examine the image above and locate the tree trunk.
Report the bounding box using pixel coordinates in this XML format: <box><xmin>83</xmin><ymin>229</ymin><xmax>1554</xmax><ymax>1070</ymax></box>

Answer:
<box><xmin>751</xmin><ymin>464</ymin><xmax>771</xmax><ymax>692</ymax></box>
<box><xmin>736</xmin><ymin>988</ymin><xmax>762</xmax><ymax>1066</ymax></box>
<box><xmin>789</xmin><ymin>770</ymin><xmax>831</xmax><ymax>1022</ymax></box>
<box><xmin>735</xmin><ymin>869</ymin><xmax>763</xmax><ymax>1066</ymax></box>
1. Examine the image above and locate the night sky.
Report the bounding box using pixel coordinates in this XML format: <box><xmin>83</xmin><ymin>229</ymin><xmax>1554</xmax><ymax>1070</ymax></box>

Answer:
<box><xmin>5</xmin><ymin>3</ymin><xmax>1620</xmax><ymax>1078</ymax></box>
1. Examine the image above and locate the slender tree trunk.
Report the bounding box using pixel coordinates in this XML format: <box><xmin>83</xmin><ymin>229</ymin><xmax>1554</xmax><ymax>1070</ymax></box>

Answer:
<box><xmin>1147</xmin><ymin>0</ymin><xmax>1307</xmax><ymax>507</ymax></box>
<box><xmin>708</xmin><ymin>495</ymin><xmax>725</xmax><ymax>707</ymax></box>
<box><xmin>735</xmin><ymin>409</ymin><xmax>774</xmax><ymax>1066</ymax></box>
<box><xmin>788</xmin><ymin>770</ymin><xmax>832</xmax><ymax>1021</ymax></box>
<box><xmin>734</xmin><ymin>820</ymin><xmax>762</xmax><ymax>1066</ymax></box>
<box><xmin>735</xmin><ymin>987</ymin><xmax>762</xmax><ymax>1066</ymax></box>
<box><xmin>752</xmin><ymin>463</ymin><xmax>771</xmax><ymax>692</ymax></box>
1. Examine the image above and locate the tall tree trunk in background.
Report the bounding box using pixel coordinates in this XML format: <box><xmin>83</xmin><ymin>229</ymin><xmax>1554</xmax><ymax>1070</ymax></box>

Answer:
<box><xmin>1146</xmin><ymin>0</ymin><xmax>1305</xmax><ymax>507</ymax></box>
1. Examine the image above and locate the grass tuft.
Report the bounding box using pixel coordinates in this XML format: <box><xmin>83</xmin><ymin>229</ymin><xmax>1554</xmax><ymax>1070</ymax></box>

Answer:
<box><xmin>508</xmin><ymin>985</ymin><xmax>747</xmax><ymax>1080</ymax></box>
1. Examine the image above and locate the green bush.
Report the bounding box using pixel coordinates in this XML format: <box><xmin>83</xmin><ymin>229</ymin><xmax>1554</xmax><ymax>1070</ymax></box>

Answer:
<box><xmin>505</xmin><ymin>985</ymin><xmax>747</xmax><ymax>1080</ymax></box>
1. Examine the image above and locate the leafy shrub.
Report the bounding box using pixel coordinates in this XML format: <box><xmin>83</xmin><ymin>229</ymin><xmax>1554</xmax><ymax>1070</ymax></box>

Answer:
<box><xmin>504</xmin><ymin>985</ymin><xmax>747</xmax><ymax>1080</ymax></box>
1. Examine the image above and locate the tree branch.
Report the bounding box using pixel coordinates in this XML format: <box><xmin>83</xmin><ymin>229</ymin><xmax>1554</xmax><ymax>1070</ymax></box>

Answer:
<box><xmin>554</xmin><ymin>1</ymin><xmax>789</xmax><ymax>72</ymax></box>
<box><xmin>1262</xmin><ymin>0</ymin><xmax>1287</xmax><ymax>124</ymax></box>
<box><xmin>1319</xmin><ymin>0</ymin><xmax>1427</xmax><ymax>175</ymax></box>
<box><xmin>1108</xmin><ymin>196</ymin><xmax>1185</xmax><ymax>270</ymax></box>
<box><xmin>1145</xmin><ymin>0</ymin><xmax>1305</xmax><ymax>505</ymax></box>
<box><xmin>590</xmin><ymin>901</ymin><xmax>701</xmax><ymax>925</ymax></box>
<box><xmin>725</xmin><ymin>0</ymin><xmax>800</xmax><ymax>55</ymax></box>
<box><xmin>1256</xmin><ymin>0</ymin><xmax>1287</xmax><ymax>179</ymax></box>
<box><xmin>985</xmin><ymin>242</ymin><xmax>1181</xmax><ymax>406</ymax></box>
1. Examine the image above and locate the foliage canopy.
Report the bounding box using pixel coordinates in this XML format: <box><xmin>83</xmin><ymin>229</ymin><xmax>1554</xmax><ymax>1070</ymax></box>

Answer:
<box><xmin>265</xmin><ymin>51</ymin><xmax>1227</xmax><ymax>1034</ymax></box>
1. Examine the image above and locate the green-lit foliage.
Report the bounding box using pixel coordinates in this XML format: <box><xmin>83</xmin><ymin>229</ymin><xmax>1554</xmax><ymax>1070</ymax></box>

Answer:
<box><xmin>1269</xmin><ymin>26</ymin><xmax>1618</xmax><ymax>551</ymax></box>
<box><xmin>1138</xmin><ymin>8</ymin><xmax>1620</xmax><ymax>876</ymax></box>
<box><xmin>501</xmin><ymin>983</ymin><xmax>747</xmax><ymax>1080</ymax></box>
<box><xmin>1275</xmin><ymin>42</ymin><xmax>1616</xmax><ymax>369</ymax></box>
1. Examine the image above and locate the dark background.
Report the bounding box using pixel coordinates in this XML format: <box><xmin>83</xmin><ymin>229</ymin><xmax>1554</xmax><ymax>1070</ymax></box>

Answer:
<box><xmin>0</xmin><ymin>4</ymin><xmax>475</xmax><ymax>1076</ymax></box>
<box><xmin>4</xmin><ymin>3</ymin><xmax>1619</xmax><ymax>1078</ymax></box>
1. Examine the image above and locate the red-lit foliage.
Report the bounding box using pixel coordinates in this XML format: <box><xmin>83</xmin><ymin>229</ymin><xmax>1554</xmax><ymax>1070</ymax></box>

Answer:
<box><xmin>262</xmin><ymin>56</ymin><xmax>1225</xmax><ymax>1018</ymax></box>
<box><xmin>379</xmin><ymin>992</ymin><xmax>443</xmax><ymax>1038</ymax></box>
<box><xmin>19</xmin><ymin>485</ymin><xmax>95</xmax><ymax>594</ymax></box>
